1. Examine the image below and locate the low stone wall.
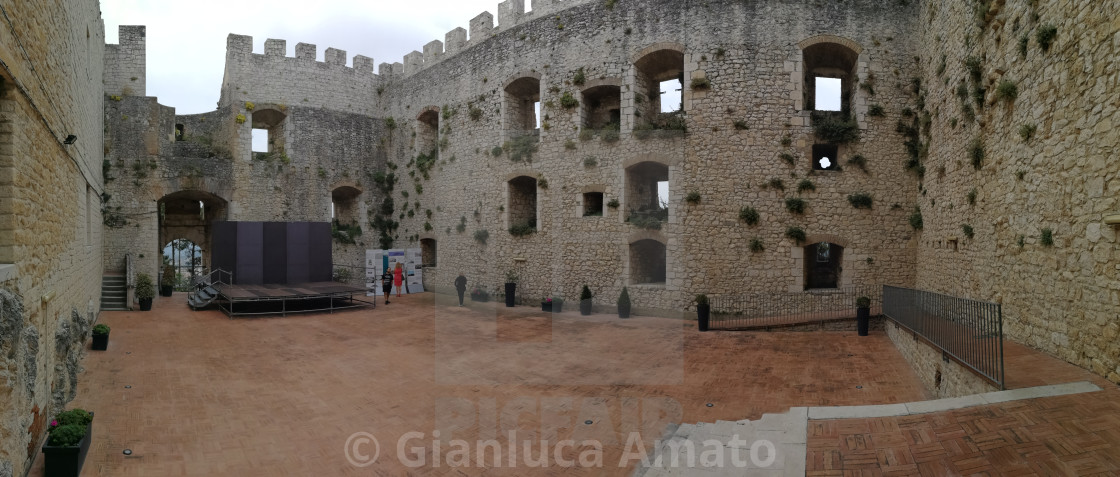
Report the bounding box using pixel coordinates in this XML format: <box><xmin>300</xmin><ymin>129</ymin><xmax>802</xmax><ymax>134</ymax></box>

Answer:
<box><xmin>885</xmin><ymin>320</ymin><xmax>998</xmax><ymax>398</ymax></box>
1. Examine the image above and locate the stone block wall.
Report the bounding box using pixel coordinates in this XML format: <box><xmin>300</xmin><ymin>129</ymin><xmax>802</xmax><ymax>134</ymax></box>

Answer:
<box><xmin>913</xmin><ymin>0</ymin><xmax>1120</xmax><ymax>384</ymax></box>
<box><xmin>381</xmin><ymin>0</ymin><xmax>921</xmax><ymax>313</ymax></box>
<box><xmin>885</xmin><ymin>321</ymin><xmax>999</xmax><ymax>398</ymax></box>
<box><xmin>0</xmin><ymin>0</ymin><xmax>105</xmax><ymax>475</ymax></box>
<box><xmin>105</xmin><ymin>25</ymin><xmax>146</xmax><ymax>97</ymax></box>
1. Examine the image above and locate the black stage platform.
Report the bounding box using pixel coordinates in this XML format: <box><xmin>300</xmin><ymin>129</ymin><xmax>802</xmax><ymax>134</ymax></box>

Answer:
<box><xmin>214</xmin><ymin>281</ymin><xmax>376</xmax><ymax>318</ymax></box>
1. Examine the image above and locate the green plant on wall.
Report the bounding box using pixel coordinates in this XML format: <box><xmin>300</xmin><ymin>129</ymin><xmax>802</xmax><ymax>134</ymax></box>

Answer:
<box><xmin>1036</xmin><ymin>25</ymin><xmax>1058</xmax><ymax>52</ymax></box>
<box><xmin>738</xmin><ymin>207</ymin><xmax>759</xmax><ymax>225</ymax></box>
<box><xmin>749</xmin><ymin>238</ymin><xmax>764</xmax><ymax>253</ymax></box>
<box><xmin>785</xmin><ymin>226</ymin><xmax>806</xmax><ymax>244</ymax></box>
<box><xmin>847</xmin><ymin>193</ymin><xmax>873</xmax><ymax>209</ymax></box>
<box><xmin>785</xmin><ymin>198</ymin><xmax>806</xmax><ymax>214</ymax></box>
<box><xmin>909</xmin><ymin>207</ymin><xmax>923</xmax><ymax>230</ymax></box>
<box><xmin>559</xmin><ymin>92</ymin><xmax>579</xmax><ymax>109</ymax></box>
<box><xmin>685</xmin><ymin>191</ymin><xmax>701</xmax><ymax>204</ymax></box>
<box><xmin>1040</xmin><ymin>228</ymin><xmax>1054</xmax><ymax>247</ymax></box>
<box><xmin>961</xmin><ymin>224</ymin><xmax>974</xmax><ymax>239</ymax></box>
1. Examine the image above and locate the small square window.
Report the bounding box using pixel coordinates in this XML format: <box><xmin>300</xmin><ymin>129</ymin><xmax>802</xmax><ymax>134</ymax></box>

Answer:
<box><xmin>583</xmin><ymin>192</ymin><xmax>604</xmax><ymax>217</ymax></box>
<box><xmin>812</xmin><ymin>144</ymin><xmax>839</xmax><ymax>171</ymax></box>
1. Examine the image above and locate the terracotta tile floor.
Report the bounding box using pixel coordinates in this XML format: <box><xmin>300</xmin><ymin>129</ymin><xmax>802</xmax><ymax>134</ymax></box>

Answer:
<box><xmin>32</xmin><ymin>292</ymin><xmax>929</xmax><ymax>476</ymax></box>
<box><xmin>807</xmin><ymin>333</ymin><xmax>1120</xmax><ymax>476</ymax></box>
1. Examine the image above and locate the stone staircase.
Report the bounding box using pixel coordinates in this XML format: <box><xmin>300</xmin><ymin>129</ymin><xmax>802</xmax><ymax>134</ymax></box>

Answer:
<box><xmin>100</xmin><ymin>275</ymin><xmax>128</xmax><ymax>311</ymax></box>
<box><xmin>634</xmin><ymin>408</ymin><xmax>807</xmax><ymax>477</ymax></box>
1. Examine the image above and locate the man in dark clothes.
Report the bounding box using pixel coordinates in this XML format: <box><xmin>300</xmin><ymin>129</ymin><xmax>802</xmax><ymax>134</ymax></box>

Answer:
<box><xmin>454</xmin><ymin>273</ymin><xmax>467</xmax><ymax>306</ymax></box>
<box><xmin>381</xmin><ymin>269</ymin><xmax>393</xmax><ymax>305</ymax></box>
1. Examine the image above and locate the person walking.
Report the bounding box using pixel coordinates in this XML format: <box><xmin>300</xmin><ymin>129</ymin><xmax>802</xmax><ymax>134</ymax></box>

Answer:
<box><xmin>380</xmin><ymin>267</ymin><xmax>393</xmax><ymax>305</ymax></box>
<box><xmin>393</xmin><ymin>262</ymin><xmax>404</xmax><ymax>298</ymax></box>
<box><xmin>454</xmin><ymin>273</ymin><xmax>467</xmax><ymax>306</ymax></box>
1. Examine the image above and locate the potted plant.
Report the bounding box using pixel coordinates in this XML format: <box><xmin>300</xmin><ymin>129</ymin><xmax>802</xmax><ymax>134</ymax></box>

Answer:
<box><xmin>696</xmin><ymin>294</ymin><xmax>710</xmax><ymax>332</ymax></box>
<box><xmin>504</xmin><ymin>270</ymin><xmax>518</xmax><ymax>308</ymax></box>
<box><xmin>469</xmin><ymin>287</ymin><xmax>490</xmax><ymax>302</ymax></box>
<box><xmin>856</xmin><ymin>296</ymin><xmax>871</xmax><ymax>336</ymax></box>
<box><xmin>617</xmin><ymin>287</ymin><xmax>631</xmax><ymax>318</ymax></box>
<box><xmin>541</xmin><ymin>296</ymin><xmax>564</xmax><ymax>313</ymax></box>
<box><xmin>41</xmin><ymin>408</ymin><xmax>94</xmax><ymax>477</ymax></box>
<box><xmin>91</xmin><ymin>324</ymin><xmax>110</xmax><ymax>351</ymax></box>
<box><xmin>135</xmin><ymin>273</ymin><xmax>155</xmax><ymax>311</ymax></box>
<box><xmin>160</xmin><ymin>264</ymin><xmax>175</xmax><ymax>297</ymax></box>
<box><xmin>579</xmin><ymin>285</ymin><xmax>593</xmax><ymax>316</ymax></box>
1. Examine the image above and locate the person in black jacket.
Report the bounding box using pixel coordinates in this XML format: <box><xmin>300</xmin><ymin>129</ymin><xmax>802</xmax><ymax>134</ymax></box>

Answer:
<box><xmin>454</xmin><ymin>274</ymin><xmax>467</xmax><ymax>307</ymax></box>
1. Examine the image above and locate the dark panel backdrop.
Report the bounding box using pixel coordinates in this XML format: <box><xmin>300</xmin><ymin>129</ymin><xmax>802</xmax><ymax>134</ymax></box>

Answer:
<box><xmin>211</xmin><ymin>222</ymin><xmax>332</xmax><ymax>285</ymax></box>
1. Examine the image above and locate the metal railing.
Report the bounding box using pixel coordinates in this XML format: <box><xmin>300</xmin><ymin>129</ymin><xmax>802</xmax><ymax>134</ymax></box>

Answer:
<box><xmin>709</xmin><ymin>285</ymin><xmax>881</xmax><ymax>330</ymax></box>
<box><xmin>192</xmin><ymin>268</ymin><xmax>231</xmax><ymax>290</ymax></box>
<box><xmin>883</xmin><ymin>286</ymin><xmax>1004</xmax><ymax>389</ymax></box>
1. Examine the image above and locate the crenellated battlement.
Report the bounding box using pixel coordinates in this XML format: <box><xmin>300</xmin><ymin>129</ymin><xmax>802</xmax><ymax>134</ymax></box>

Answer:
<box><xmin>376</xmin><ymin>0</ymin><xmax>596</xmax><ymax>79</ymax></box>
<box><xmin>105</xmin><ymin>25</ymin><xmax>147</xmax><ymax>96</ymax></box>
<box><xmin>225</xmin><ymin>34</ymin><xmax>377</xmax><ymax>75</ymax></box>
<box><xmin>220</xmin><ymin>33</ymin><xmax>381</xmax><ymax>115</ymax></box>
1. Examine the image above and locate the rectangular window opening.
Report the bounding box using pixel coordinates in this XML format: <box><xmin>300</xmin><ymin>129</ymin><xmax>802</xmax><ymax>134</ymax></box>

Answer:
<box><xmin>812</xmin><ymin>144</ymin><xmax>840</xmax><ymax>171</ymax></box>
<box><xmin>251</xmin><ymin>128</ymin><xmax>269</xmax><ymax>153</ymax></box>
<box><xmin>534</xmin><ymin>101</ymin><xmax>541</xmax><ymax>129</ymax></box>
<box><xmin>583</xmin><ymin>192</ymin><xmax>604</xmax><ymax>217</ymax></box>
<box><xmin>659</xmin><ymin>79</ymin><xmax>682</xmax><ymax>113</ymax></box>
<box><xmin>814</xmin><ymin>77</ymin><xmax>842</xmax><ymax>111</ymax></box>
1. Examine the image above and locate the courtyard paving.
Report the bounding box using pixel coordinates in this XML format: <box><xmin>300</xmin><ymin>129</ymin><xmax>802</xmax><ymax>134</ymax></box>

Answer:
<box><xmin>32</xmin><ymin>292</ymin><xmax>929</xmax><ymax>476</ymax></box>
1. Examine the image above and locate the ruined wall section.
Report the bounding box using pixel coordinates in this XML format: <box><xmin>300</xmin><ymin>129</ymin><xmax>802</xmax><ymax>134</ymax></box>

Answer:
<box><xmin>104</xmin><ymin>25</ymin><xmax>146</xmax><ymax>97</ymax></box>
<box><xmin>219</xmin><ymin>35</ymin><xmax>381</xmax><ymax>117</ymax></box>
<box><xmin>914</xmin><ymin>0</ymin><xmax>1120</xmax><ymax>384</ymax></box>
<box><xmin>380</xmin><ymin>0</ymin><xmax>920</xmax><ymax>313</ymax></box>
<box><xmin>0</xmin><ymin>1</ymin><xmax>105</xmax><ymax>475</ymax></box>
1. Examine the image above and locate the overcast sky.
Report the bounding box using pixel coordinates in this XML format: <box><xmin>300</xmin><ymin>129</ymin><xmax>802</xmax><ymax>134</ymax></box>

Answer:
<box><xmin>102</xmin><ymin>0</ymin><xmax>521</xmax><ymax>114</ymax></box>
<box><xmin>101</xmin><ymin>0</ymin><xmax>834</xmax><ymax>115</ymax></box>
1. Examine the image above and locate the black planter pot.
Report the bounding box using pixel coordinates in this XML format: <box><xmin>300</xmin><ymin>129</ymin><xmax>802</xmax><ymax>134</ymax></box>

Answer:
<box><xmin>138</xmin><ymin>298</ymin><xmax>153</xmax><ymax>311</ymax></box>
<box><xmin>160</xmin><ymin>285</ymin><xmax>173</xmax><ymax>297</ymax></box>
<box><xmin>618</xmin><ymin>306</ymin><xmax>630</xmax><ymax>319</ymax></box>
<box><xmin>697</xmin><ymin>304</ymin><xmax>710</xmax><ymax>332</ymax></box>
<box><xmin>504</xmin><ymin>283</ymin><xmax>516</xmax><ymax>307</ymax></box>
<box><xmin>42</xmin><ymin>414</ymin><xmax>93</xmax><ymax>477</ymax></box>
<box><xmin>541</xmin><ymin>302</ymin><xmax>552</xmax><ymax>312</ymax></box>
<box><xmin>91</xmin><ymin>333</ymin><xmax>108</xmax><ymax>351</ymax></box>
<box><xmin>857</xmin><ymin>307</ymin><xmax>870</xmax><ymax>336</ymax></box>
<box><xmin>579</xmin><ymin>300</ymin><xmax>592</xmax><ymax>316</ymax></box>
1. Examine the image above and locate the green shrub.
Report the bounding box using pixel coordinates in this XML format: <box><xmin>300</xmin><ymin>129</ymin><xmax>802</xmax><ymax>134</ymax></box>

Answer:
<box><xmin>491</xmin><ymin>146</ymin><xmax>503</xmax><ymax>157</ymax></box>
<box><xmin>738</xmin><ymin>207</ymin><xmax>759</xmax><ymax>225</ymax></box>
<box><xmin>601</xmin><ymin>128</ymin><xmax>620</xmax><ymax>143</ymax></box>
<box><xmin>995</xmin><ymin>80</ymin><xmax>1018</xmax><ymax>102</ymax></box>
<box><xmin>504</xmin><ymin>135</ymin><xmax>538</xmax><ymax>162</ymax></box>
<box><xmin>856</xmin><ymin>296</ymin><xmax>871</xmax><ymax>308</ymax></box>
<box><xmin>811</xmin><ymin>112</ymin><xmax>860</xmax><ymax>143</ymax></box>
<box><xmin>1019</xmin><ymin>124</ymin><xmax>1037</xmax><ymax>142</ymax></box>
<box><xmin>749</xmin><ymin>237</ymin><xmax>765</xmax><ymax>253</ymax></box>
<box><xmin>733</xmin><ymin>120</ymin><xmax>749</xmax><ymax>130</ymax></box>
<box><xmin>134</xmin><ymin>273</ymin><xmax>155</xmax><ymax>300</ymax></box>
<box><xmin>685</xmin><ymin>191</ymin><xmax>701</xmax><ymax>204</ymax></box>
<box><xmin>48</xmin><ymin>424</ymin><xmax>87</xmax><ymax>447</ymax></box>
<box><xmin>868</xmin><ymin>104</ymin><xmax>885</xmax><ymax>117</ymax></box>
<box><xmin>1036</xmin><ymin>25</ymin><xmax>1058</xmax><ymax>52</ymax></box>
<box><xmin>967</xmin><ymin>188</ymin><xmax>977</xmax><ymax>205</ymax></box>
<box><xmin>785</xmin><ymin>198</ymin><xmax>806</xmax><ymax>214</ymax></box>
<box><xmin>1040</xmin><ymin>228</ymin><xmax>1054</xmax><ymax>247</ymax></box>
<box><xmin>559</xmin><ymin>92</ymin><xmax>579</xmax><ymax>109</ymax></box>
<box><xmin>606</xmin><ymin>198</ymin><xmax>620</xmax><ymax>208</ymax></box>
<box><xmin>579</xmin><ymin>129</ymin><xmax>594</xmax><ymax>141</ymax></box>
<box><xmin>469</xmin><ymin>106</ymin><xmax>483</xmax><ymax>121</ymax></box>
<box><xmin>847</xmin><ymin>193</ymin><xmax>873</xmax><ymax>209</ymax></box>
<box><xmin>564</xmin><ymin>139</ymin><xmax>577</xmax><ymax>150</ymax></box>
<box><xmin>473</xmin><ymin>229</ymin><xmax>489</xmax><ymax>244</ymax></box>
<box><xmin>55</xmin><ymin>409</ymin><xmax>93</xmax><ymax>427</ymax></box>
<box><xmin>797</xmin><ymin>179</ymin><xmax>815</xmax><ymax>193</ymax></box>
<box><xmin>582</xmin><ymin>156</ymin><xmax>598</xmax><ymax>167</ymax></box>
<box><xmin>617</xmin><ymin>287</ymin><xmax>631</xmax><ymax>308</ymax></box>
<box><xmin>508</xmin><ymin>223</ymin><xmax>536</xmax><ymax>237</ymax></box>
<box><xmin>690</xmin><ymin>77</ymin><xmax>711</xmax><ymax>90</ymax></box>
<box><xmin>1018</xmin><ymin>35</ymin><xmax>1029</xmax><ymax>57</ymax></box>
<box><xmin>785</xmin><ymin>226</ymin><xmax>806</xmax><ymax>244</ymax></box>
<box><xmin>695</xmin><ymin>294</ymin><xmax>709</xmax><ymax>306</ymax></box>
<box><xmin>961</xmin><ymin>224</ymin><xmax>975</xmax><ymax>239</ymax></box>
<box><xmin>909</xmin><ymin>207</ymin><xmax>924</xmax><ymax>230</ymax></box>
<box><xmin>767</xmin><ymin>178</ymin><xmax>785</xmax><ymax>191</ymax></box>
<box><xmin>779</xmin><ymin>153</ymin><xmax>795</xmax><ymax>166</ymax></box>
<box><xmin>969</xmin><ymin>138</ymin><xmax>985</xmax><ymax>170</ymax></box>
<box><xmin>847</xmin><ymin>154</ymin><xmax>868</xmax><ymax>172</ymax></box>
<box><xmin>780</xmin><ymin>135</ymin><xmax>792</xmax><ymax>147</ymax></box>
<box><xmin>92</xmin><ymin>324</ymin><xmax>110</xmax><ymax>335</ymax></box>
<box><xmin>573</xmin><ymin>67</ymin><xmax>586</xmax><ymax>86</ymax></box>
<box><xmin>580</xmin><ymin>285</ymin><xmax>592</xmax><ymax>300</ymax></box>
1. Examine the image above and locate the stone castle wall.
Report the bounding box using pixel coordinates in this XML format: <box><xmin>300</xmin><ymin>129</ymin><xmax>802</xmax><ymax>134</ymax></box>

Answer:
<box><xmin>382</xmin><ymin>0</ymin><xmax>921</xmax><ymax>313</ymax></box>
<box><xmin>0</xmin><ymin>0</ymin><xmax>106</xmax><ymax>475</ymax></box>
<box><xmin>104</xmin><ymin>25</ymin><xmax>146</xmax><ymax>97</ymax></box>
<box><xmin>913</xmin><ymin>0</ymin><xmax>1120</xmax><ymax>384</ymax></box>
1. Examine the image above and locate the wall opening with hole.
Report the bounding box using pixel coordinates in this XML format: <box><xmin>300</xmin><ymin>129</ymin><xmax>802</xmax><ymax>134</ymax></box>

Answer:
<box><xmin>421</xmin><ymin>238</ymin><xmax>437</xmax><ymax>267</ymax></box>
<box><xmin>331</xmin><ymin>186</ymin><xmax>362</xmax><ymax>225</ymax></box>
<box><xmin>634</xmin><ymin>48</ymin><xmax>685</xmax><ymax>124</ymax></box>
<box><xmin>583</xmin><ymin>192</ymin><xmax>604</xmax><ymax>216</ymax></box>
<box><xmin>416</xmin><ymin>108</ymin><xmax>439</xmax><ymax>156</ymax></box>
<box><xmin>813</xmin><ymin>144</ymin><xmax>840</xmax><ymax>170</ymax></box>
<box><xmin>581</xmin><ymin>85</ymin><xmax>622</xmax><ymax>130</ymax></box>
